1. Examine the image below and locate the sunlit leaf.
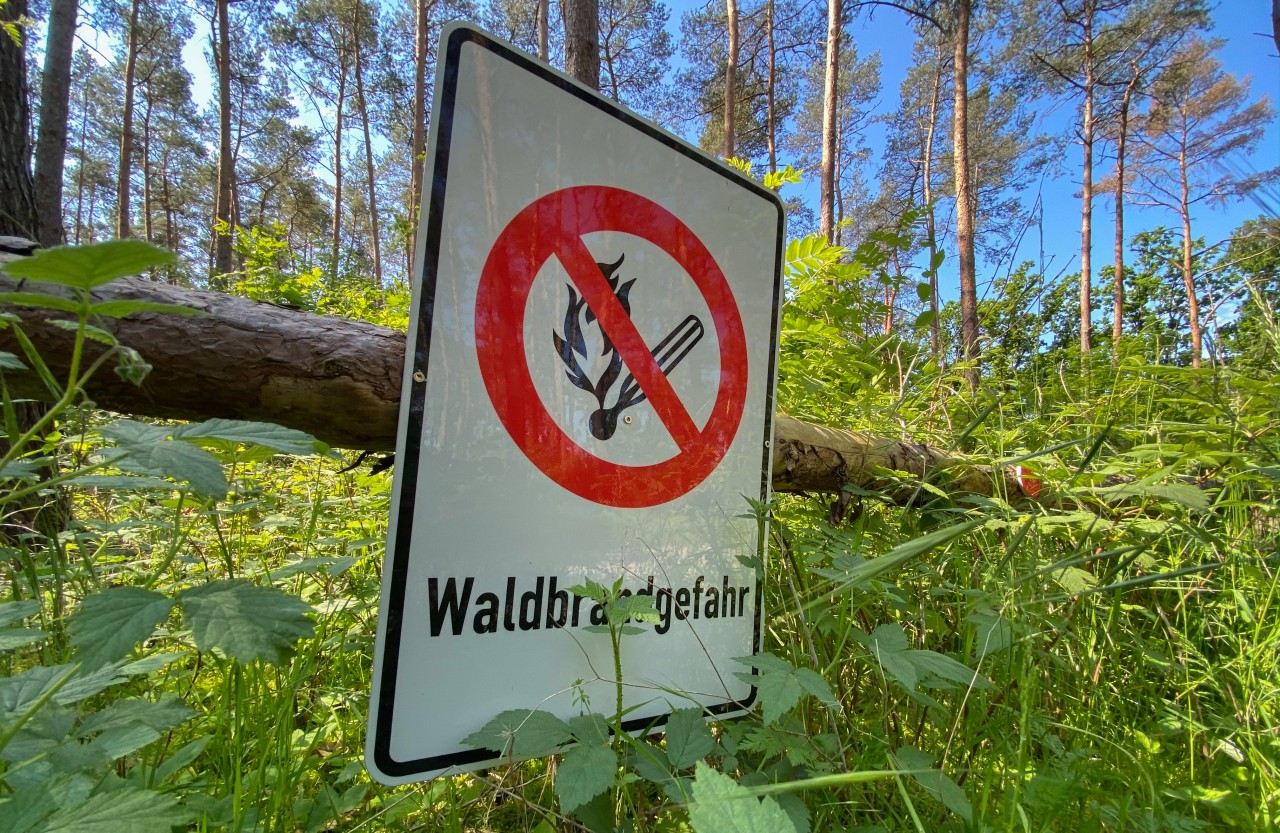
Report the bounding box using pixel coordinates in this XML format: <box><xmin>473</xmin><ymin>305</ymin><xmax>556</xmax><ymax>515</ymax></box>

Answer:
<box><xmin>688</xmin><ymin>762</ymin><xmax>797</xmax><ymax>833</ymax></box>
<box><xmin>179</xmin><ymin>580</ymin><xmax>315</xmax><ymax>664</ymax></box>
<box><xmin>1</xmin><ymin>240</ymin><xmax>174</xmax><ymax>290</ymax></box>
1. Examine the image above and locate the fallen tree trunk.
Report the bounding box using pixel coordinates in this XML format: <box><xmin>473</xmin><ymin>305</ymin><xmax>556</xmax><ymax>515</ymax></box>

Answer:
<box><xmin>0</xmin><ymin>274</ymin><xmax>1037</xmax><ymax>502</ymax></box>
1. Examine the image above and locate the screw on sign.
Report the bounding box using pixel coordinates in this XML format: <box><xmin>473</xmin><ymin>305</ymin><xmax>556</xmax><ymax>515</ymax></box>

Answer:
<box><xmin>474</xmin><ymin>185</ymin><xmax>749</xmax><ymax>509</ymax></box>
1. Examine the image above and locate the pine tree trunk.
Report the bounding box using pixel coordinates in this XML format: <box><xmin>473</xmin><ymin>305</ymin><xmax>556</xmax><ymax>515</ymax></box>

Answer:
<box><xmin>409</xmin><ymin>0</ymin><xmax>430</xmax><ymax>236</ymax></box>
<box><xmin>116</xmin><ymin>0</ymin><xmax>140</xmax><ymax>240</ymax></box>
<box><xmin>213</xmin><ymin>0</ymin><xmax>235</xmax><ymax>281</ymax></box>
<box><xmin>765</xmin><ymin>0</ymin><xmax>776</xmax><ymax>174</ymax></box>
<box><xmin>0</xmin><ymin>0</ymin><xmax>36</xmax><ymax>241</ymax></box>
<box><xmin>923</xmin><ymin>55</ymin><xmax>942</xmax><ymax>363</ymax></box>
<box><xmin>1179</xmin><ymin>157</ymin><xmax>1202</xmax><ymax>367</ymax></box>
<box><xmin>538</xmin><ymin>0</ymin><xmax>549</xmax><ymax>60</ymax></box>
<box><xmin>353</xmin><ymin>17</ymin><xmax>383</xmax><ymax>288</ymax></box>
<box><xmin>33</xmin><ymin>0</ymin><xmax>77</xmax><ymax>248</ymax></box>
<box><xmin>330</xmin><ymin>64</ymin><xmax>347</xmax><ymax>285</ymax></box>
<box><xmin>1112</xmin><ymin>72</ymin><xmax>1137</xmax><ymax>356</ymax></box>
<box><xmin>819</xmin><ymin>0</ymin><xmax>839</xmax><ymax>243</ymax></box>
<box><xmin>1078</xmin><ymin>16</ymin><xmax>1095</xmax><ymax>355</ymax></box>
<box><xmin>723</xmin><ymin>0</ymin><xmax>739</xmax><ymax>159</ymax></box>
<box><xmin>562</xmin><ymin>0</ymin><xmax>600</xmax><ymax>89</ymax></box>
<box><xmin>142</xmin><ymin>97</ymin><xmax>154</xmax><ymax>244</ymax></box>
<box><xmin>951</xmin><ymin>0</ymin><xmax>979</xmax><ymax>388</ymax></box>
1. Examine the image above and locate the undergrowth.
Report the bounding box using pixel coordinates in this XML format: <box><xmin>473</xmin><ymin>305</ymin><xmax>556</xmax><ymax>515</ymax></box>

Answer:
<box><xmin>0</xmin><ymin>237</ymin><xmax>1277</xmax><ymax>832</ymax></box>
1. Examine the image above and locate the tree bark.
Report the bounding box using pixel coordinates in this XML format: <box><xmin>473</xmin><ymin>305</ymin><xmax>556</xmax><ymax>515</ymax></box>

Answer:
<box><xmin>561</xmin><ymin>0</ymin><xmax>599</xmax><ymax>90</ymax></box>
<box><xmin>0</xmin><ymin>0</ymin><xmax>36</xmax><ymax>241</ymax></box>
<box><xmin>537</xmin><ymin>0</ymin><xmax>549</xmax><ymax>61</ymax></box>
<box><xmin>34</xmin><ymin>0</ymin><xmax>78</xmax><ymax>248</ymax></box>
<box><xmin>330</xmin><ymin>60</ymin><xmax>347</xmax><ymax>286</ymax></box>
<box><xmin>353</xmin><ymin>11</ymin><xmax>383</xmax><ymax>288</ymax></box>
<box><xmin>819</xmin><ymin>0</ymin><xmax>840</xmax><ymax>243</ymax></box>
<box><xmin>116</xmin><ymin>0</ymin><xmax>140</xmax><ymax>240</ymax></box>
<box><xmin>1179</xmin><ymin>156</ymin><xmax>1202</xmax><ymax>367</ymax></box>
<box><xmin>1112</xmin><ymin>69</ymin><xmax>1138</xmax><ymax>355</ymax></box>
<box><xmin>0</xmin><ymin>273</ymin><xmax>1040</xmax><ymax>502</ymax></box>
<box><xmin>765</xmin><ymin>0</ymin><xmax>776</xmax><ymax>174</ymax></box>
<box><xmin>1078</xmin><ymin>9</ymin><xmax>1094</xmax><ymax>355</ymax></box>
<box><xmin>952</xmin><ymin>0</ymin><xmax>979</xmax><ymax>388</ymax></box>
<box><xmin>922</xmin><ymin>54</ymin><xmax>942</xmax><ymax>362</ymax></box>
<box><xmin>723</xmin><ymin>0</ymin><xmax>739</xmax><ymax>159</ymax></box>
<box><xmin>213</xmin><ymin>0</ymin><xmax>235</xmax><ymax>280</ymax></box>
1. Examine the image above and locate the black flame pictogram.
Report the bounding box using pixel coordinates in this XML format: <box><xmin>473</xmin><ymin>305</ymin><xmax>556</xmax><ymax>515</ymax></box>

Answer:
<box><xmin>552</xmin><ymin>254</ymin><xmax>705</xmax><ymax>441</ymax></box>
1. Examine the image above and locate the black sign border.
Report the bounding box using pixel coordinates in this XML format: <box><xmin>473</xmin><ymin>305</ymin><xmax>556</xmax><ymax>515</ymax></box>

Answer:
<box><xmin>372</xmin><ymin>22</ymin><xmax>786</xmax><ymax>780</ymax></box>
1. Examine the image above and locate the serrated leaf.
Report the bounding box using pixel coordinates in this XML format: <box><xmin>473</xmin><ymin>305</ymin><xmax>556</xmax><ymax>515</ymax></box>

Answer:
<box><xmin>665</xmin><ymin>707</ymin><xmax>716</xmax><ymax>769</ymax></box>
<box><xmin>88</xmin><ymin>300</ymin><xmax>202</xmax><ymax>318</ymax></box>
<box><xmin>0</xmin><ymin>599</ymin><xmax>39</xmax><ymax>627</ymax></box>
<box><xmin>733</xmin><ymin>654</ymin><xmax>830</xmax><ymax>725</ymax></box>
<box><xmin>569</xmin><ymin>713</ymin><xmax>612</xmax><ymax>745</ymax></box>
<box><xmin>152</xmin><ymin>735</ymin><xmax>210</xmax><ymax>782</ymax></box>
<box><xmin>0</xmin><ymin>628</ymin><xmax>49</xmax><ymax>650</ymax></box>
<box><xmin>555</xmin><ymin>742</ymin><xmax>616</xmax><ymax>812</ymax></box>
<box><xmin>907</xmin><ymin>650</ymin><xmax>992</xmax><ymax>690</ymax></box>
<box><xmin>44</xmin><ymin>318</ymin><xmax>116</xmax><ymax>345</ymax></box>
<box><xmin>689</xmin><ymin>762</ymin><xmax>797</xmax><ymax>833</ymax></box>
<box><xmin>109</xmin><ymin>436</ymin><xmax>227</xmax><ymax>499</ymax></box>
<box><xmin>179</xmin><ymin>580</ymin><xmax>315</xmax><ymax>664</ymax></box>
<box><xmin>79</xmin><ymin>696</ymin><xmax>193</xmax><ymax>737</ymax></box>
<box><xmin>118</xmin><ymin>651</ymin><xmax>189</xmax><ymax>676</ymax></box>
<box><xmin>173</xmin><ymin>419</ymin><xmax>326</xmax><ymax>457</ymax></box>
<box><xmin>628</xmin><ymin>741</ymin><xmax>673</xmax><ymax>785</ymax></box>
<box><xmin>2</xmin><ymin>240</ymin><xmax>174</xmax><ymax>290</ymax></box>
<box><xmin>32</xmin><ymin>783</ymin><xmax>189</xmax><ymax>833</ymax></box>
<box><xmin>0</xmin><ymin>664</ymin><xmax>126</xmax><ymax>718</ymax></box>
<box><xmin>69</xmin><ymin>587</ymin><xmax>174</xmax><ymax>670</ymax></box>
<box><xmin>0</xmin><ymin>291</ymin><xmax>82</xmax><ymax>313</ymax></box>
<box><xmin>0</xmin><ymin>783</ymin><xmax>59</xmax><ymax>833</ymax></box>
<box><xmin>460</xmin><ymin>709</ymin><xmax>573</xmax><ymax>758</ymax></box>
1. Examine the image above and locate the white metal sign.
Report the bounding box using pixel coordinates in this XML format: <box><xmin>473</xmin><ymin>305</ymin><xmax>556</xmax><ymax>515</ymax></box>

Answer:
<box><xmin>366</xmin><ymin>23</ymin><xmax>784</xmax><ymax>784</ymax></box>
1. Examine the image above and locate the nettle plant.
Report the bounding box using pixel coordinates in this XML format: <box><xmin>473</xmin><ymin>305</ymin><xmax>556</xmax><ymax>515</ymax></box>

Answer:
<box><xmin>0</xmin><ymin>241</ymin><xmax>328</xmax><ymax>832</ymax></box>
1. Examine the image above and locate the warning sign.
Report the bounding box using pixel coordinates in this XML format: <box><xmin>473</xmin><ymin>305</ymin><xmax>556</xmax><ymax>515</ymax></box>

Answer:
<box><xmin>475</xmin><ymin>185</ymin><xmax>748</xmax><ymax>507</ymax></box>
<box><xmin>367</xmin><ymin>23</ymin><xmax>784</xmax><ymax>784</ymax></box>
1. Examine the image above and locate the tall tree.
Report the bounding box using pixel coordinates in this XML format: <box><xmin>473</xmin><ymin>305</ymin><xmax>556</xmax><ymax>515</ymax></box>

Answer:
<box><xmin>33</xmin><ymin>0</ymin><xmax>78</xmax><ymax>247</ymax></box>
<box><xmin>723</xmin><ymin>0</ymin><xmax>738</xmax><ymax>156</ymax></box>
<box><xmin>818</xmin><ymin>0</ymin><xmax>839</xmax><ymax>241</ymax></box>
<box><xmin>597</xmin><ymin>0</ymin><xmax>672</xmax><ymax>114</ymax></box>
<box><xmin>213</xmin><ymin>0</ymin><xmax>235</xmax><ymax>278</ymax></box>
<box><xmin>0</xmin><ymin>0</ymin><xmax>35</xmax><ymax>240</ymax></box>
<box><xmin>562</xmin><ymin>0</ymin><xmax>600</xmax><ymax>88</ymax></box>
<box><xmin>1129</xmin><ymin>36</ymin><xmax>1276</xmax><ymax>366</ymax></box>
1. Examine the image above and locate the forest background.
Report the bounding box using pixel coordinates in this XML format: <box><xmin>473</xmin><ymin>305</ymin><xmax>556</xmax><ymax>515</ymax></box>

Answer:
<box><xmin>1</xmin><ymin>0</ymin><xmax>1280</xmax><ymax>831</ymax></box>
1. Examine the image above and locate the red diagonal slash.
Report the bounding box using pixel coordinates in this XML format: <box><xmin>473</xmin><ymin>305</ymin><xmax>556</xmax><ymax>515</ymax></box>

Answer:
<box><xmin>555</xmin><ymin>235</ymin><xmax>701</xmax><ymax>450</ymax></box>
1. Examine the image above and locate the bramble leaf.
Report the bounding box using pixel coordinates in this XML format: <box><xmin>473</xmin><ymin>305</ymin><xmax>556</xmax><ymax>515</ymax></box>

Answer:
<box><xmin>555</xmin><ymin>742</ymin><xmax>616</xmax><ymax>812</ymax></box>
<box><xmin>69</xmin><ymin>587</ymin><xmax>175</xmax><ymax>670</ymax></box>
<box><xmin>688</xmin><ymin>762</ymin><xmax>797</xmax><ymax>833</ymax></box>
<box><xmin>179</xmin><ymin>580</ymin><xmax>315</xmax><ymax>664</ymax></box>
<box><xmin>33</xmin><ymin>784</ymin><xmax>190</xmax><ymax>833</ymax></box>
<box><xmin>173</xmin><ymin>419</ymin><xmax>329</xmax><ymax>457</ymax></box>
<box><xmin>461</xmin><ymin>709</ymin><xmax>573</xmax><ymax>758</ymax></box>
<box><xmin>665</xmin><ymin>707</ymin><xmax>716</xmax><ymax>769</ymax></box>
<box><xmin>1</xmin><ymin>240</ymin><xmax>174</xmax><ymax>290</ymax></box>
<box><xmin>894</xmin><ymin>746</ymin><xmax>972</xmax><ymax>820</ymax></box>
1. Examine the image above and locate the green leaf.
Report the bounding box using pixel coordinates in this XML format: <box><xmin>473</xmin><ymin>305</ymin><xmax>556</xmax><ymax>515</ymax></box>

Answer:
<box><xmin>179</xmin><ymin>580</ymin><xmax>315</xmax><ymax>664</ymax></box>
<box><xmin>118</xmin><ymin>651</ymin><xmax>189</xmax><ymax>676</ymax></box>
<box><xmin>555</xmin><ymin>742</ymin><xmax>616</xmax><ymax>812</ymax></box>
<box><xmin>44</xmin><ymin>318</ymin><xmax>116</xmax><ymax>345</ymax></box>
<box><xmin>688</xmin><ymin>762</ymin><xmax>797</xmax><ymax>833</ymax></box>
<box><xmin>69</xmin><ymin>587</ymin><xmax>175</xmax><ymax>670</ymax></box>
<box><xmin>79</xmin><ymin>696</ymin><xmax>193</xmax><ymax>737</ymax></box>
<box><xmin>2</xmin><ymin>240</ymin><xmax>174</xmax><ymax>291</ymax></box>
<box><xmin>665</xmin><ymin>707</ymin><xmax>716</xmax><ymax>769</ymax></box>
<box><xmin>152</xmin><ymin>735</ymin><xmax>211</xmax><ymax>783</ymax></box>
<box><xmin>32</xmin><ymin>784</ymin><xmax>190</xmax><ymax>833</ymax></box>
<box><xmin>0</xmin><ymin>599</ymin><xmax>39</xmax><ymax>627</ymax></box>
<box><xmin>894</xmin><ymin>746</ymin><xmax>972</xmax><ymax>820</ymax></box>
<box><xmin>0</xmin><ymin>628</ymin><xmax>49</xmax><ymax>650</ymax></box>
<box><xmin>88</xmin><ymin>300</ymin><xmax>202</xmax><ymax>318</ymax></box>
<box><xmin>0</xmin><ymin>783</ymin><xmax>58</xmax><ymax>833</ymax></box>
<box><xmin>733</xmin><ymin>654</ymin><xmax>835</xmax><ymax>725</ymax></box>
<box><xmin>64</xmin><ymin>475</ymin><xmax>176</xmax><ymax>490</ymax></box>
<box><xmin>0</xmin><ymin>350</ymin><xmax>26</xmax><ymax>370</ymax></box>
<box><xmin>0</xmin><ymin>291</ymin><xmax>83</xmax><ymax>313</ymax></box>
<box><xmin>107</xmin><ymin>434</ymin><xmax>228</xmax><ymax>499</ymax></box>
<box><xmin>826</xmin><ymin>521</ymin><xmax>981</xmax><ymax>595</ymax></box>
<box><xmin>461</xmin><ymin>709</ymin><xmax>573</xmax><ymax>758</ymax></box>
<box><xmin>1</xmin><ymin>664</ymin><xmax>125</xmax><ymax>718</ymax></box>
<box><xmin>173</xmin><ymin>419</ymin><xmax>327</xmax><ymax>457</ymax></box>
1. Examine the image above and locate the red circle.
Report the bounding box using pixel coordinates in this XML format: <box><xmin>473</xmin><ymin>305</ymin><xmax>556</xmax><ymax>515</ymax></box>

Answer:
<box><xmin>474</xmin><ymin>186</ymin><xmax>748</xmax><ymax>508</ymax></box>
